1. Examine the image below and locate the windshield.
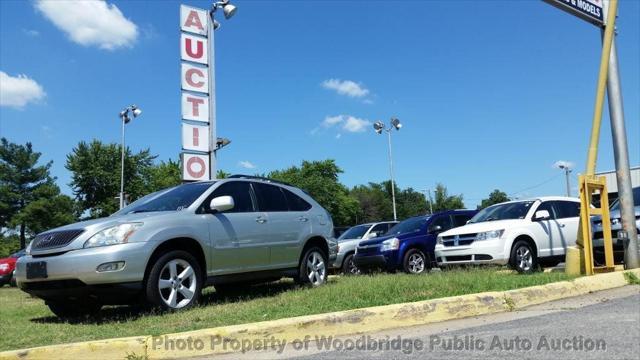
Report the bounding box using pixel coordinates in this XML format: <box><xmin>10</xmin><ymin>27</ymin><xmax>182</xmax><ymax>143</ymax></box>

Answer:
<box><xmin>338</xmin><ymin>225</ymin><xmax>370</xmax><ymax>240</ymax></box>
<box><xmin>387</xmin><ymin>217</ymin><xmax>427</xmax><ymax>235</ymax></box>
<box><xmin>610</xmin><ymin>187</ymin><xmax>640</xmax><ymax>211</ymax></box>
<box><xmin>469</xmin><ymin>201</ymin><xmax>534</xmax><ymax>223</ymax></box>
<box><xmin>115</xmin><ymin>182</ymin><xmax>214</xmax><ymax>215</ymax></box>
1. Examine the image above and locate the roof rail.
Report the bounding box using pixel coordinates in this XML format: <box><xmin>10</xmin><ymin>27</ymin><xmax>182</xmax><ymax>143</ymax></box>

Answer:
<box><xmin>227</xmin><ymin>174</ymin><xmax>294</xmax><ymax>187</ymax></box>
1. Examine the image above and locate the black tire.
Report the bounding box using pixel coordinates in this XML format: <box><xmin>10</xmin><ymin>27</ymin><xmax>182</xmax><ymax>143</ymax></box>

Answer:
<box><xmin>510</xmin><ymin>240</ymin><xmax>538</xmax><ymax>274</ymax></box>
<box><xmin>402</xmin><ymin>248</ymin><xmax>428</xmax><ymax>274</ymax></box>
<box><xmin>341</xmin><ymin>253</ymin><xmax>360</xmax><ymax>275</ymax></box>
<box><xmin>9</xmin><ymin>270</ymin><xmax>16</xmax><ymax>287</ymax></box>
<box><xmin>46</xmin><ymin>300</ymin><xmax>102</xmax><ymax>319</ymax></box>
<box><xmin>145</xmin><ymin>250</ymin><xmax>202</xmax><ymax>311</ymax></box>
<box><xmin>296</xmin><ymin>246</ymin><xmax>328</xmax><ymax>286</ymax></box>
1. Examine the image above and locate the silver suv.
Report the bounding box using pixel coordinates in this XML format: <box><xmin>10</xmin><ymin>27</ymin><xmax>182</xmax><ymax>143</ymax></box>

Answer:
<box><xmin>332</xmin><ymin>221</ymin><xmax>397</xmax><ymax>274</ymax></box>
<box><xmin>15</xmin><ymin>176</ymin><xmax>337</xmax><ymax>317</ymax></box>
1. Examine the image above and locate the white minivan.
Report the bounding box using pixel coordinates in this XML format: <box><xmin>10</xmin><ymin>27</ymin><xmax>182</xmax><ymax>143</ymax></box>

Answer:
<box><xmin>435</xmin><ymin>197</ymin><xmax>581</xmax><ymax>273</ymax></box>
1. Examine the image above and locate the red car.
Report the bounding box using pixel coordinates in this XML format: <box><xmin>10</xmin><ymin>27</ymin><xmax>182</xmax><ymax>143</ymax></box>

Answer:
<box><xmin>0</xmin><ymin>250</ymin><xmax>25</xmax><ymax>287</ymax></box>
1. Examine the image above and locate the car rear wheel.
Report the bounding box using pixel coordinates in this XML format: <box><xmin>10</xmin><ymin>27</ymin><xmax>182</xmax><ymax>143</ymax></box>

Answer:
<box><xmin>510</xmin><ymin>240</ymin><xmax>537</xmax><ymax>274</ymax></box>
<box><xmin>296</xmin><ymin>247</ymin><xmax>328</xmax><ymax>286</ymax></box>
<box><xmin>9</xmin><ymin>270</ymin><xmax>17</xmax><ymax>287</ymax></box>
<box><xmin>145</xmin><ymin>250</ymin><xmax>202</xmax><ymax>311</ymax></box>
<box><xmin>403</xmin><ymin>249</ymin><xmax>427</xmax><ymax>274</ymax></box>
<box><xmin>46</xmin><ymin>300</ymin><xmax>102</xmax><ymax>319</ymax></box>
<box><xmin>341</xmin><ymin>254</ymin><xmax>360</xmax><ymax>275</ymax></box>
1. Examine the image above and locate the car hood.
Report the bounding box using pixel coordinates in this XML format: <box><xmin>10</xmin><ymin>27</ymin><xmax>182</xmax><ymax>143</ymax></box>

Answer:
<box><xmin>592</xmin><ymin>207</ymin><xmax>640</xmax><ymax>223</ymax></box>
<box><xmin>40</xmin><ymin>211</ymin><xmax>185</xmax><ymax>235</ymax></box>
<box><xmin>358</xmin><ymin>231</ymin><xmax>420</xmax><ymax>247</ymax></box>
<box><xmin>440</xmin><ymin>219</ymin><xmax>525</xmax><ymax>237</ymax></box>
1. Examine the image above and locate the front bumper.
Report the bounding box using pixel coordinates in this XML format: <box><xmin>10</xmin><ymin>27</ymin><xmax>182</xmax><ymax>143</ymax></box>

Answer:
<box><xmin>435</xmin><ymin>239</ymin><xmax>508</xmax><ymax>266</ymax></box>
<box><xmin>331</xmin><ymin>251</ymin><xmax>346</xmax><ymax>269</ymax></box>
<box><xmin>353</xmin><ymin>254</ymin><xmax>388</xmax><ymax>268</ymax></box>
<box><xmin>16</xmin><ymin>242</ymin><xmax>151</xmax><ymax>288</ymax></box>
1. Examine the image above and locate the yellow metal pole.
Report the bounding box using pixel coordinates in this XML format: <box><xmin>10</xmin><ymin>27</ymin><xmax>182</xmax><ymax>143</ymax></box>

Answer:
<box><xmin>585</xmin><ymin>0</ymin><xmax>618</xmax><ymax>175</ymax></box>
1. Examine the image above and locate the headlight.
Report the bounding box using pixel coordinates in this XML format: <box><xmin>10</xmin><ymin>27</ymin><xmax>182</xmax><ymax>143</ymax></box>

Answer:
<box><xmin>0</xmin><ymin>263</ymin><xmax>9</xmax><ymax>272</ymax></box>
<box><xmin>436</xmin><ymin>235</ymin><xmax>443</xmax><ymax>245</ymax></box>
<box><xmin>25</xmin><ymin>240</ymin><xmax>33</xmax><ymax>255</ymax></box>
<box><xmin>475</xmin><ymin>229</ymin><xmax>504</xmax><ymax>241</ymax></box>
<box><xmin>380</xmin><ymin>238</ymin><xmax>400</xmax><ymax>252</ymax></box>
<box><xmin>84</xmin><ymin>223</ymin><xmax>143</xmax><ymax>248</ymax></box>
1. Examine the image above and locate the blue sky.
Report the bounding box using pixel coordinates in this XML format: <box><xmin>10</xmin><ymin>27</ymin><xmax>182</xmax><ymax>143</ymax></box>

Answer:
<box><xmin>1</xmin><ymin>0</ymin><xmax>638</xmax><ymax>208</ymax></box>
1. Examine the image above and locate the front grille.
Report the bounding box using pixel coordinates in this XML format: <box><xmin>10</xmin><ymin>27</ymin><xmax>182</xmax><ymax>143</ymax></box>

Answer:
<box><xmin>357</xmin><ymin>245</ymin><xmax>379</xmax><ymax>255</ymax></box>
<box><xmin>32</xmin><ymin>230</ymin><xmax>84</xmax><ymax>250</ymax></box>
<box><xmin>442</xmin><ymin>233</ymin><xmax>477</xmax><ymax>247</ymax></box>
<box><xmin>592</xmin><ymin>230</ymin><xmax>618</xmax><ymax>240</ymax></box>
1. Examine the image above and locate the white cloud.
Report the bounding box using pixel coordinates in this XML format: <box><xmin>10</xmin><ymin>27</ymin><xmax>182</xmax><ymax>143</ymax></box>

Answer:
<box><xmin>238</xmin><ymin>161</ymin><xmax>257</xmax><ymax>169</ymax></box>
<box><xmin>35</xmin><ymin>0</ymin><xmax>138</xmax><ymax>50</ymax></box>
<box><xmin>553</xmin><ymin>160</ymin><xmax>575</xmax><ymax>170</ymax></box>
<box><xmin>342</xmin><ymin>116</ymin><xmax>371</xmax><ymax>133</ymax></box>
<box><xmin>322</xmin><ymin>115</ymin><xmax>344</xmax><ymax>127</ymax></box>
<box><xmin>0</xmin><ymin>71</ymin><xmax>46</xmax><ymax>109</ymax></box>
<box><xmin>315</xmin><ymin>115</ymin><xmax>372</xmax><ymax>137</ymax></box>
<box><xmin>321</xmin><ymin>79</ymin><xmax>370</xmax><ymax>98</ymax></box>
<box><xmin>23</xmin><ymin>29</ymin><xmax>40</xmax><ymax>37</ymax></box>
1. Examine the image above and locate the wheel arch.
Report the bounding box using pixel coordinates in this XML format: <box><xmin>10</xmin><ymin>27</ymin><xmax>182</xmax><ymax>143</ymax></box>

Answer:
<box><xmin>299</xmin><ymin>236</ymin><xmax>329</xmax><ymax>263</ymax></box>
<box><xmin>510</xmin><ymin>234</ymin><xmax>538</xmax><ymax>257</ymax></box>
<box><xmin>143</xmin><ymin>238</ymin><xmax>208</xmax><ymax>283</ymax></box>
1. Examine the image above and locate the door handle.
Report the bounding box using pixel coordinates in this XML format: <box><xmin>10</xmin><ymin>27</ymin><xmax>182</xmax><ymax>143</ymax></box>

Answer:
<box><xmin>298</xmin><ymin>216</ymin><xmax>309</xmax><ymax>222</ymax></box>
<box><xmin>256</xmin><ymin>217</ymin><xmax>267</xmax><ymax>224</ymax></box>
<box><xmin>560</xmin><ymin>224</ymin><xmax>566</xmax><ymax>228</ymax></box>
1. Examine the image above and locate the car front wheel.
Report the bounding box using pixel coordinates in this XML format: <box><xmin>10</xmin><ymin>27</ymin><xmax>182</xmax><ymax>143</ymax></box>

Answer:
<box><xmin>297</xmin><ymin>247</ymin><xmax>328</xmax><ymax>286</ymax></box>
<box><xmin>403</xmin><ymin>249</ymin><xmax>427</xmax><ymax>274</ymax></box>
<box><xmin>145</xmin><ymin>250</ymin><xmax>202</xmax><ymax>311</ymax></box>
<box><xmin>510</xmin><ymin>240</ymin><xmax>537</xmax><ymax>274</ymax></box>
<box><xmin>341</xmin><ymin>254</ymin><xmax>360</xmax><ymax>275</ymax></box>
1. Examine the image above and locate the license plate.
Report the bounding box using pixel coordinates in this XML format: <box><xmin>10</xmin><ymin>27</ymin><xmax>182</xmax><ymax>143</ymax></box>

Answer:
<box><xmin>26</xmin><ymin>262</ymin><xmax>47</xmax><ymax>279</ymax></box>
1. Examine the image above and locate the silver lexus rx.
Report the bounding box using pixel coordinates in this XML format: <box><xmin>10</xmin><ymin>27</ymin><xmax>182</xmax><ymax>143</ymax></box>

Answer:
<box><xmin>15</xmin><ymin>176</ymin><xmax>337</xmax><ymax>317</ymax></box>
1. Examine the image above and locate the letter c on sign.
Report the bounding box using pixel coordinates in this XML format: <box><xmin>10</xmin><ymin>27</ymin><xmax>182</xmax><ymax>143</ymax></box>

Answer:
<box><xmin>186</xmin><ymin>68</ymin><xmax>205</xmax><ymax>88</ymax></box>
<box><xmin>186</xmin><ymin>156</ymin><xmax>206</xmax><ymax>179</ymax></box>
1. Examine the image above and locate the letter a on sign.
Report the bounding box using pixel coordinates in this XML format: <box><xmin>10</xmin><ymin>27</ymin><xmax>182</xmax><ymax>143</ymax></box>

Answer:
<box><xmin>183</xmin><ymin>153</ymin><xmax>210</xmax><ymax>181</ymax></box>
<box><xmin>181</xmin><ymin>33</ymin><xmax>208</xmax><ymax>65</ymax></box>
<box><xmin>180</xmin><ymin>5</ymin><xmax>208</xmax><ymax>36</ymax></box>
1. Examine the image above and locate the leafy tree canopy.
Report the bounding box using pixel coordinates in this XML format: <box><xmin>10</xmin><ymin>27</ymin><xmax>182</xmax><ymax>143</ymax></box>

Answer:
<box><xmin>478</xmin><ymin>189</ymin><xmax>510</xmax><ymax>209</ymax></box>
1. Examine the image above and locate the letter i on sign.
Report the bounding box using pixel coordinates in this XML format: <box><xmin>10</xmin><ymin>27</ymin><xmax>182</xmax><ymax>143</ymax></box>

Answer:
<box><xmin>193</xmin><ymin>127</ymin><xmax>199</xmax><ymax>147</ymax></box>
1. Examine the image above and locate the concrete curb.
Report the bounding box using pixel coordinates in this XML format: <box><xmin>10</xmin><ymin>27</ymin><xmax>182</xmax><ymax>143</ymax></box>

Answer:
<box><xmin>2</xmin><ymin>269</ymin><xmax>638</xmax><ymax>360</ymax></box>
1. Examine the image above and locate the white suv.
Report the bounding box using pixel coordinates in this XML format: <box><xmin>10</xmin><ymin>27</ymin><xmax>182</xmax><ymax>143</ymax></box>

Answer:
<box><xmin>435</xmin><ymin>197</ymin><xmax>581</xmax><ymax>273</ymax></box>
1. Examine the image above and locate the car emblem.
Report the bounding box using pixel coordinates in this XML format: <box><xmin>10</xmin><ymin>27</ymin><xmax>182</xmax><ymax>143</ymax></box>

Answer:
<box><xmin>454</xmin><ymin>235</ymin><xmax>460</xmax><ymax>247</ymax></box>
<box><xmin>40</xmin><ymin>234</ymin><xmax>55</xmax><ymax>245</ymax></box>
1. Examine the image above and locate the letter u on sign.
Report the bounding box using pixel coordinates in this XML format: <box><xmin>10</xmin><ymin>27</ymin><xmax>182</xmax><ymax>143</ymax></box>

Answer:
<box><xmin>181</xmin><ymin>33</ymin><xmax>208</xmax><ymax>65</ymax></box>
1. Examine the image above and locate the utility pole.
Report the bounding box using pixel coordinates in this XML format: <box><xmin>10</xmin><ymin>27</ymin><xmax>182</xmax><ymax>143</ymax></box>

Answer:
<box><xmin>603</xmin><ymin>0</ymin><xmax>639</xmax><ymax>268</ymax></box>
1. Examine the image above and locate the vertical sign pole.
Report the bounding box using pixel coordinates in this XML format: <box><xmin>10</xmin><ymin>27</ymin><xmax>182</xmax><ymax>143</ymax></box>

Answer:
<box><xmin>386</xmin><ymin>129</ymin><xmax>397</xmax><ymax>221</ymax></box>
<box><xmin>603</xmin><ymin>0</ymin><xmax>640</xmax><ymax>269</ymax></box>
<box><xmin>207</xmin><ymin>13</ymin><xmax>217</xmax><ymax>180</ymax></box>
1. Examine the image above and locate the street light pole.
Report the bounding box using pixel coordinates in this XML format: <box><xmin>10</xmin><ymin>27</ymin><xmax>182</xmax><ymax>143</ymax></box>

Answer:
<box><xmin>374</xmin><ymin>118</ymin><xmax>402</xmax><ymax>221</ymax></box>
<box><xmin>118</xmin><ymin>105</ymin><xmax>142</xmax><ymax>209</ymax></box>
<box><xmin>556</xmin><ymin>162</ymin><xmax>572</xmax><ymax>197</ymax></box>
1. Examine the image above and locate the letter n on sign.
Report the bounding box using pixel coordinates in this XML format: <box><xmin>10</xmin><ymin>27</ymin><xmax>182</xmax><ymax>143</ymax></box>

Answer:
<box><xmin>182</xmin><ymin>153</ymin><xmax>210</xmax><ymax>181</ymax></box>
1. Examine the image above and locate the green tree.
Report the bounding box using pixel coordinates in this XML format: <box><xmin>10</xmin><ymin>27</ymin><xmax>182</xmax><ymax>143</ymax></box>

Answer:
<box><xmin>216</xmin><ymin>169</ymin><xmax>230</xmax><ymax>179</ymax></box>
<box><xmin>350</xmin><ymin>182</ymin><xmax>393</xmax><ymax>223</ymax></box>
<box><xmin>0</xmin><ymin>138</ymin><xmax>76</xmax><ymax>248</ymax></box>
<box><xmin>426</xmin><ymin>183</ymin><xmax>465</xmax><ymax>212</ymax></box>
<box><xmin>478</xmin><ymin>189</ymin><xmax>510</xmax><ymax>209</ymax></box>
<box><xmin>66</xmin><ymin>140</ymin><xmax>156</xmax><ymax>218</ymax></box>
<box><xmin>396</xmin><ymin>186</ymin><xmax>428</xmax><ymax>219</ymax></box>
<box><xmin>143</xmin><ymin>159</ymin><xmax>181</xmax><ymax>193</ymax></box>
<box><xmin>268</xmin><ymin>160</ymin><xmax>358</xmax><ymax>226</ymax></box>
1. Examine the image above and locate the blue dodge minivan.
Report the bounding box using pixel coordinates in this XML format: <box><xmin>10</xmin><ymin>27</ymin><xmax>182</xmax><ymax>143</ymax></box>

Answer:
<box><xmin>353</xmin><ymin>210</ymin><xmax>477</xmax><ymax>274</ymax></box>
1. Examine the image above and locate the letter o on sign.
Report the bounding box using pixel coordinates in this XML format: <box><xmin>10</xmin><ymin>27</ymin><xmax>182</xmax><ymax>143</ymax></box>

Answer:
<box><xmin>183</xmin><ymin>153</ymin><xmax>209</xmax><ymax>181</ymax></box>
<box><xmin>187</xmin><ymin>156</ymin><xmax>206</xmax><ymax>178</ymax></box>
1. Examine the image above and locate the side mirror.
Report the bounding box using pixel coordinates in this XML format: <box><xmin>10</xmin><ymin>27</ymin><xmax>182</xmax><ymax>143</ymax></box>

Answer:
<box><xmin>210</xmin><ymin>196</ymin><xmax>234</xmax><ymax>213</ymax></box>
<box><xmin>430</xmin><ymin>225</ymin><xmax>443</xmax><ymax>234</ymax></box>
<box><xmin>534</xmin><ymin>210</ymin><xmax>550</xmax><ymax>221</ymax></box>
<box><xmin>367</xmin><ymin>232</ymin><xmax>378</xmax><ymax>239</ymax></box>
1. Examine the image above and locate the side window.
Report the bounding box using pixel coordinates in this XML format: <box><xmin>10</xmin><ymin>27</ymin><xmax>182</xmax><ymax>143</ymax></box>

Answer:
<box><xmin>536</xmin><ymin>201</ymin><xmax>556</xmax><ymax>219</ymax></box>
<box><xmin>429</xmin><ymin>216</ymin><xmax>453</xmax><ymax>232</ymax></box>
<box><xmin>386</xmin><ymin>223</ymin><xmax>397</xmax><ymax>232</ymax></box>
<box><xmin>369</xmin><ymin>224</ymin><xmax>388</xmax><ymax>237</ymax></box>
<box><xmin>253</xmin><ymin>183</ymin><xmax>288</xmax><ymax>212</ymax></box>
<box><xmin>453</xmin><ymin>214</ymin><xmax>471</xmax><ymax>227</ymax></box>
<box><xmin>207</xmin><ymin>181</ymin><xmax>254</xmax><ymax>213</ymax></box>
<box><xmin>553</xmin><ymin>201</ymin><xmax>580</xmax><ymax>219</ymax></box>
<box><xmin>282</xmin><ymin>188</ymin><xmax>312</xmax><ymax>211</ymax></box>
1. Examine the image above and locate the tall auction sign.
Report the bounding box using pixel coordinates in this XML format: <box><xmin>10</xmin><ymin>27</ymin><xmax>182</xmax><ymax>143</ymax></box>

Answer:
<box><xmin>180</xmin><ymin>5</ymin><xmax>215</xmax><ymax>181</ymax></box>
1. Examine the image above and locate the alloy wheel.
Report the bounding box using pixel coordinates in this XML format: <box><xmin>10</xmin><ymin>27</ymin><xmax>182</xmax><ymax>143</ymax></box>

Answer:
<box><xmin>306</xmin><ymin>251</ymin><xmax>326</xmax><ymax>285</ymax></box>
<box><xmin>158</xmin><ymin>259</ymin><xmax>197</xmax><ymax>309</ymax></box>
<box><xmin>408</xmin><ymin>253</ymin><xmax>425</xmax><ymax>273</ymax></box>
<box><xmin>516</xmin><ymin>246</ymin><xmax>533</xmax><ymax>272</ymax></box>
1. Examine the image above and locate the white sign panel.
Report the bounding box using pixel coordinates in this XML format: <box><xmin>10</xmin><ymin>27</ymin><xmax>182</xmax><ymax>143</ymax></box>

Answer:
<box><xmin>182</xmin><ymin>123</ymin><xmax>210</xmax><ymax>152</ymax></box>
<box><xmin>181</xmin><ymin>63</ymin><xmax>209</xmax><ymax>94</ymax></box>
<box><xmin>182</xmin><ymin>153</ymin><xmax>210</xmax><ymax>181</ymax></box>
<box><xmin>181</xmin><ymin>92</ymin><xmax>209</xmax><ymax>123</ymax></box>
<box><xmin>181</xmin><ymin>33</ymin><xmax>208</xmax><ymax>65</ymax></box>
<box><xmin>180</xmin><ymin>5</ymin><xmax>208</xmax><ymax>36</ymax></box>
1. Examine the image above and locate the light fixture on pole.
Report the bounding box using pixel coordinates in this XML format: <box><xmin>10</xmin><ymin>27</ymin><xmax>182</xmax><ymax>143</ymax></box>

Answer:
<box><xmin>373</xmin><ymin>117</ymin><xmax>402</xmax><ymax>221</ymax></box>
<box><xmin>118</xmin><ymin>105</ymin><xmax>142</xmax><ymax>209</ymax></box>
<box><xmin>205</xmin><ymin>0</ymin><xmax>237</xmax><ymax>179</ymax></box>
<box><xmin>555</xmin><ymin>161</ymin><xmax>572</xmax><ymax>197</ymax></box>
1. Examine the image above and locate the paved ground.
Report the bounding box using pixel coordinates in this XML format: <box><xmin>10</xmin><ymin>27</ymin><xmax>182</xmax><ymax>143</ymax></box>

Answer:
<box><xmin>188</xmin><ymin>285</ymin><xmax>639</xmax><ymax>360</ymax></box>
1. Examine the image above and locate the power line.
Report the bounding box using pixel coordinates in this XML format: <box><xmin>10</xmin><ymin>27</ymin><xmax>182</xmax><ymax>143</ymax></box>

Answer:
<box><xmin>509</xmin><ymin>173</ymin><xmax>563</xmax><ymax>197</ymax></box>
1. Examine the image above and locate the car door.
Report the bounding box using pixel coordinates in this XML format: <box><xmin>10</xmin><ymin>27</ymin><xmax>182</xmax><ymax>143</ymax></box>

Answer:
<box><xmin>530</xmin><ymin>201</ymin><xmax>562</xmax><ymax>257</ymax></box>
<box><xmin>204</xmin><ymin>181</ymin><xmax>270</xmax><ymax>274</ymax></box>
<box><xmin>253</xmin><ymin>183</ymin><xmax>309</xmax><ymax>268</ymax></box>
<box><xmin>551</xmin><ymin>200</ymin><xmax>581</xmax><ymax>253</ymax></box>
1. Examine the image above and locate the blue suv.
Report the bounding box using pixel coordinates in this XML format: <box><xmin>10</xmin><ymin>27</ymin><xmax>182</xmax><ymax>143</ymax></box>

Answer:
<box><xmin>353</xmin><ymin>210</ymin><xmax>478</xmax><ymax>274</ymax></box>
